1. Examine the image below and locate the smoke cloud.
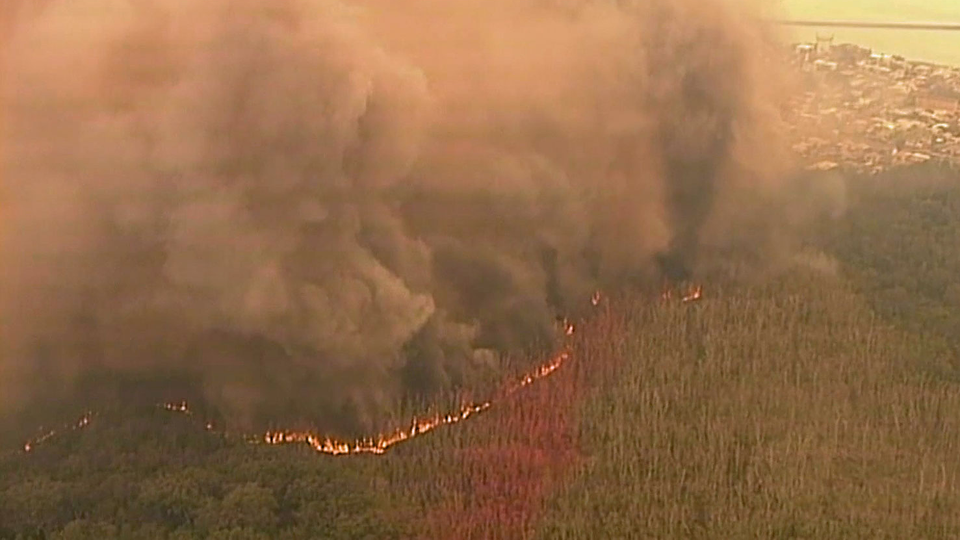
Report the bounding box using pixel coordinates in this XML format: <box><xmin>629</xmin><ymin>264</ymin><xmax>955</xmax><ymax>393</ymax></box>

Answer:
<box><xmin>1</xmin><ymin>0</ymin><xmax>794</xmax><ymax>434</ymax></box>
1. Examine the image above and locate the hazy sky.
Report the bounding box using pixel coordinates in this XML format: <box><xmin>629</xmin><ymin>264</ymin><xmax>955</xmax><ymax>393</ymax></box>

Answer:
<box><xmin>778</xmin><ymin>1</ymin><xmax>960</xmax><ymax>66</ymax></box>
<box><xmin>781</xmin><ymin>0</ymin><xmax>960</xmax><ymax>21</ymax></box>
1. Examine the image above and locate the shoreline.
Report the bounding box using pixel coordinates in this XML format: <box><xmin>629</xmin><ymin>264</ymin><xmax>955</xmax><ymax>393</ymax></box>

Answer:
<box><xmin>782</xmin><ymin>27</ymin><xmax>960</xmax><ymax>68</ymax></box>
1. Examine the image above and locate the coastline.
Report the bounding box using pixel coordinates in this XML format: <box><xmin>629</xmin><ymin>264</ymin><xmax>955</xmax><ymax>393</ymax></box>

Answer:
<box><xmin>783</xmin><ymin>26</ymin><xmax>960</xmax><ymax>67</ymax></box>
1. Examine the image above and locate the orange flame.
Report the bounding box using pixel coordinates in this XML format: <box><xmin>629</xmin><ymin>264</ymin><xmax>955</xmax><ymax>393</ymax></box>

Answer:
<box><xmin>264</xmin><ymin>399</ymin><xmax>497</xmax><ymax>455</ymax></box>
<box><xmin>661</xmin><ymin>283</ymin><xmax>704</xmax><ymax>304</ymax></box>
<box><xmin>660</xmin><ymin>280</ymin><xmax>673</xmax><ymax>302</ymax></box>
<box><xmin>22</xmin><ymin>412</ymin><xmax>94</xmax><ymax>453</ymax></box>
<box><xmin>682</xmin><ymin>284</ymin><xmax>703</xmax><ymax>303</ymax></box>
<box><xmin>591</xmin><ymin>290</ymin><xmax>603</xmax><ymax>307</ymax></box>
<box><xmin>164</xmin><ymin>401</ymin><xmax>189</xmax><ymax>413</ymax></box>
<box><xmin>263</xmin><ymin>349</ymin><xmax>572</xmax><ymax>456</ymax></box>
<box><xmin>22</xmin><ymin>287</ymin><xmax>703</xmax><ymax>456</ymax></box>
<box><xmin>261</xmin><ymin>316</ymin><xmax>578</xmax><ymax>455</ymax></box>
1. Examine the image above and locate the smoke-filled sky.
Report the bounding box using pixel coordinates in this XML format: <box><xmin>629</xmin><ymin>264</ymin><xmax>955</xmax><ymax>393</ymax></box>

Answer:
<box><xmin>777</xmin><ymin>1</ymin><xmax>960</xmax><ymax>66</ymax></box>
<box><xmin>0</xmin><ymin>0</ymin><xmax>811</xmax><ymax>435</ymax></box>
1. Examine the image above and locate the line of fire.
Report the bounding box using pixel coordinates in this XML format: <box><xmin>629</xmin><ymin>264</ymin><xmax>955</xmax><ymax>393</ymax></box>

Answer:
<box><xmin>20</xmin><ymin>285</ymin><xmax>703</xmax><ymax>457</ymax></box>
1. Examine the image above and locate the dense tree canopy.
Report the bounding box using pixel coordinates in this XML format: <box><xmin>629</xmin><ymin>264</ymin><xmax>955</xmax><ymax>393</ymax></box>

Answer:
<box><xmin>828</xmin><ymin>164</ymin><xmax>960</xmax><ymax>377</ymax></box>
<box><xmin>0</xmin><ymin>410</ymin><xmax>408</xmax><ymax>539</ymax></box>
<box><xmin>4</xmin><ymin>164</ymin><xmax>960</xmax><ymax>538</ymax></box>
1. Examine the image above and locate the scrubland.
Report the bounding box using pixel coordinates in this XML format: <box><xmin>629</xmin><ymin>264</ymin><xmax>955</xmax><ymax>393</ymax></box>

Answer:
<box><xmin>5</xmin><ymin>167</ymin><xmax>960</xmax><ymax>539</ymax></box>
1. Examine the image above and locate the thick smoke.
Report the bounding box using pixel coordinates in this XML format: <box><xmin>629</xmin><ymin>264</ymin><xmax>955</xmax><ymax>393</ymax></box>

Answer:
<box><xmin>0</xmin><ymin>0</ymin><xmax>792</xmax><ymax>434</ymax></box>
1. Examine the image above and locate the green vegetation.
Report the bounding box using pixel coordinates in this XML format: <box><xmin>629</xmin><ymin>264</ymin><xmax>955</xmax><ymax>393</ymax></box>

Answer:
<box><xmin>539</xmin><ymin>165</ymin><xmax>960</xmax><ymax>538</ymax></box>
<box><xmin>540</xmin><ymin>276</ymin><xmax>960</xmax><ymax>538</ymax></box>
<box><xmin>4</xmin><ymin>165</ymin><xmax>960</xmax><ymax>539</ymax></box>
<box><xmin>830</xmin><ymin>165</ymin><xmax>960</xmax><ymax>362</ymax></box>
<box><xmin>0</xmin><ymin>411</ymin><xmax>409</xmax><ymax>539</ymax></box>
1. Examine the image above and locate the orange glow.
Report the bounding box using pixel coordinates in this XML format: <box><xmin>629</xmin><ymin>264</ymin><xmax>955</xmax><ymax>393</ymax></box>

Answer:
<box><xmin>152</xmin><ymin>341</ymin><xmax>570</xmax><ymax>457</ymax></box>
<box><xmin>22</xmin><ymin>288</ymin><xmax>705</xmax><ymax>456</ymax></box>
<box><xmin>662</xmin><ymin>283</ymin><xmax>704</xmax><ymax>304</ymax></box>
<box><xmin>682</xmin><ymin>284</ymin><xmax>703</xmax><ymax>303</ymax></box>
<box><xmin>21</xmin><ymin>412</ymin><xmax>94</xmax><ymax>454</ymax></box>
<box><xmin>264</xmin><ymin>399</ymin><xmax>496</xmax><ymax>455</ymax></box>
<box><xmin>263</xmin><ymin>349</ymin><xmax>572</xmax><ymax>456</ymax></box>
<box><xmin>157</xmin><ymin>317</ymin><xmax>577</xmax><ymax>456</ymax></box>
<box><xmin>261</xmin><ymin>314</ymin><xmax>579</xmax><ymax>455</ymax></box>
<box><xmin>164</xmin><ymin>401</ymin><xmax>190</xmax><ymax>414</ymax></box>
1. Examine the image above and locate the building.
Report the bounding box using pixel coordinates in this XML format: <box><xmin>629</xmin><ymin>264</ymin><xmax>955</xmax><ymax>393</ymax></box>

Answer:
<box><xmin>832</xmin><ymin>43</ymin><xmax>872</xmax><ymax>66</ymax></box>
<box><xmin>815</xmin><ymin>33</ymin><xmax>834</xmax><ymax>55</ymax></box>
<box><xmin>813</xmin><ymin>59</ymin><xmax>839</xmax><ymax>72</ymax></box>
<box><xmin>916</xmin><ymin>89</ymin><xmax>960</xmax><ymax>113</ymax></box>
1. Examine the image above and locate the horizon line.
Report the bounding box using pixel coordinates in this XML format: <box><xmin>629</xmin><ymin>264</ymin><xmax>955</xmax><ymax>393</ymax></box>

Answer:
<box><xmin>773</xmin><ymin>20</ymin><xmax>960</xmax><ymax>31</ymax></box>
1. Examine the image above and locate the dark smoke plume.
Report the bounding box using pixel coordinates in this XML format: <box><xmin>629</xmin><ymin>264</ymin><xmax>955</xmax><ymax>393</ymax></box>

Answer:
<box><xmin>1</xmin><ymin>0</ymin><xmax>795</xmax><ymax>435</ymax></box>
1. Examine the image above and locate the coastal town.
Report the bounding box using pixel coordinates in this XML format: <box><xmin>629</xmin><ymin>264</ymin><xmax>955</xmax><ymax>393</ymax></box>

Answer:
<box><xmin>786</xmin><ymin>35</ymin><xmax>960</xmax><ymax>174</ymax></box>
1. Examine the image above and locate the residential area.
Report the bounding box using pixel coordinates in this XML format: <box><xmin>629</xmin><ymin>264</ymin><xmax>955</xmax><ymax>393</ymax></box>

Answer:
<box><xmin>786</xmin><ymin>35</ymin><xmax>960</xmax><ymax>174</ymax></box>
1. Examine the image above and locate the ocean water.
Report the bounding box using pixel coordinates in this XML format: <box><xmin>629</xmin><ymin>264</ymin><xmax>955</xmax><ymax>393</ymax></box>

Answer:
<box><xmin>777</xmin><ymin>0</ymin><xmax>960</xmax><ymax>66</ymax></box>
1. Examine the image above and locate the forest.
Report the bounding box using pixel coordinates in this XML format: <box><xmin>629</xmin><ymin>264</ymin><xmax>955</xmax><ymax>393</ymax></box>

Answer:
<box><xmin>3</xmin><ymin>164</ymin><xmax>960</xmax><ymax>538</ymax></box>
